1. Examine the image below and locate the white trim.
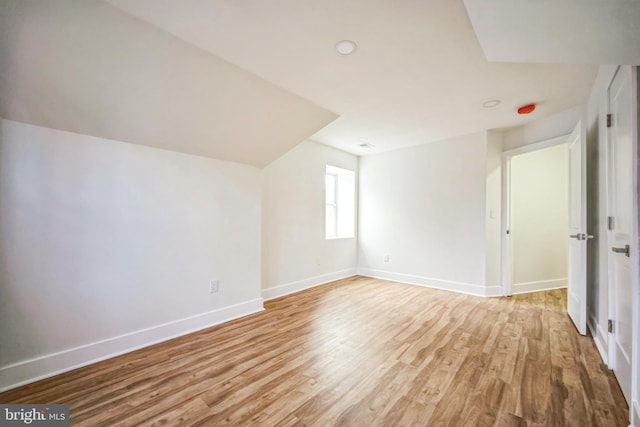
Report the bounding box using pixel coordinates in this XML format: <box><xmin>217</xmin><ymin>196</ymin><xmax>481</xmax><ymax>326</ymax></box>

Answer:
<box><xmin>588</xmin><ymin>312</ymin><xmax>609</xmax><ymax>365</ymax></box>
<box><xmin>501</xmin><ymin>153</ymin><xmax>512</xmax><ymax>296</ymax></box>
<box><xmin>511</xmin><ymin>278</ymin><xmax>567</xmax><ymax>295</ymax></box>
<box><xmin>0</xmin><ymin>298</ymin><xmax>264</xmax><ymax>392</ymax></box>
<box><xmin>605</xmin><ymin>65</ymin><xmax>619</xmax><ymax>376</ymax></box>
<box><xmin>501</xmin><ymin>134</ymin><xmax>571</xmax><ymax>296</ymax></box>
<box><xmin>605</xmin><ymin>66</ymin><xmax>640</xmax><ymax>414</ymax></box>
<box><xmin>357</xmin><ymin>268</ymin><xmax>500</xmax><ymax>297</ymax></box>
<box><xmin>502</xmin><ymin>134</ymin><xmax>570</xmax><ymax>157</ymax></box>
<box><xmin>631</xmin><ymin>65</ymin><xmax>640</xmax><ymax>427</ymax></box>
<box><xmin>262</xmin><ymin>269</ymin><xmax>357</xmax><ymax>301</ymax></box>
<box><xmin>632</xmin><ymin>399</ymin><xmax>640</xmax><ymax>427</ymax></box>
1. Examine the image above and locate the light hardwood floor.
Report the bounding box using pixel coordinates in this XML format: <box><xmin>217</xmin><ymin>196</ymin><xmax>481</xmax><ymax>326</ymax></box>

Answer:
<box><xmin>0</xmin><ymin>276</ymin><xmax>628</xmax><ymax>426</ymax></box>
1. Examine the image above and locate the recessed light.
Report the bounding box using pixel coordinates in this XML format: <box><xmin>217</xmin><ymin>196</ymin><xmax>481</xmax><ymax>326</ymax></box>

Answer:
<box><xmin>335</xmin><ymin>40</ymin><xmax>358</xmax><ymax>55</ymax></box>
<box><xmin>482</xmin><ymin>99</ymin><xmax>501</xmax><ymax>109</ymax></box>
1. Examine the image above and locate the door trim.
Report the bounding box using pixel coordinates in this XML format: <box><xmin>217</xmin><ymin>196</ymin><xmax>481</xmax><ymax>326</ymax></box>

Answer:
<box><xmin>604</xmin><ymin>65</ymin><xmax>640</xmax><ymax>425</ymax></box>
<box><xmin>623</xmin><ymin>65</ymin><xmax>640</xmax><ymax>426</ymax></box>
<box><xmin>500</xmin><ymin>134</ymin><xmax>570</xmax><ymax>296</ymax></box>
<box><xmin>605</xmin><ymin>66</ymin><xmax>620</xmax><ymax>372</ymax></box>
<box><xmin>632</xmin><ymin>64</ymin><xmax>640</xmax><ymax>427</ymax></box>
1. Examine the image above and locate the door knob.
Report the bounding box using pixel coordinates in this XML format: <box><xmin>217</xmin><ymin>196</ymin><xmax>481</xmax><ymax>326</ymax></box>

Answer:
<box><xmin>612</xmin><ymin>245</ymin><xmax>630</xmax><ymax>257</ymax></box>
<box><xmin>570</xmin><ymin>233</ymin><xmax>595</xmax><ymax>240</ymax></box>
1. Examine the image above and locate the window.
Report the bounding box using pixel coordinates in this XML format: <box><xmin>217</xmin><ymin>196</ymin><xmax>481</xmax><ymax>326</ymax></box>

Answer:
<box><xmin>325</xmin><ymin>165</ymin><xmax>355</xmax><ymax>239</ymax></box>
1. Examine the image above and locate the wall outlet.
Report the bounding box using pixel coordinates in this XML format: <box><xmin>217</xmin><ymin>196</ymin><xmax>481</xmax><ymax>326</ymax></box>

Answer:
<box><xmin>315</xmin><ymin>256</ymin><xmax>321</xmax><ymax>266</ymax></box>
<box><xmin>209</xmin><ymin>280</ymin><xmax>219</xmax><ymax>293</ymax></box>
<box><xmin>384</xmin><ymin>255</ymin><xmax>390</xmax><ymax>262</ymax></box>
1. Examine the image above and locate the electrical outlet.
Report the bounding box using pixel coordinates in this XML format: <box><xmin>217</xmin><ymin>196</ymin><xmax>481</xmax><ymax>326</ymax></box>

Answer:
<box><xmin>315</xmin><ymin>256</ymin><xmax>321</xmax><ymax>266</ymax></box>
<box><xmin>384</xmin><ymin>255</ymin><xmax>390</xmax><ymax>262</ymax></box>
<box><xmin>209</xmin><ymin>280</ymin><xmax>219</xmax><ymax>293</ymax></box>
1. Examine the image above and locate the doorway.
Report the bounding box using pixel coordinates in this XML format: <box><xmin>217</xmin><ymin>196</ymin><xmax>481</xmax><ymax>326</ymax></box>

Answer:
<box><xmin>502</xmin><ymin>136</ymin><xmax>570</xmax><ymax>296</ymax></box>
<box><xmin>606</xmin><ymin>65</ymin><xmax>637</xmax><ymax>405</ymax></box>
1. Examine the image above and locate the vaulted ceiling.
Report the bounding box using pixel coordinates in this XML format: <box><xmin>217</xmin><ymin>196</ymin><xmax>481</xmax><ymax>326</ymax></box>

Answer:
<box><xmin>0</xmin><ymin>0</ymin><xmax>337</xmax><ymax>167</ymax></box>
<box><xmin>103</xmin><ymin>0</ymin><xmax>600</xmax><ymax>156</ymax></box>
<box><xmin>2</xmin><ymin>0</ymin><xmax>636</xmax><ymax>166</ymax></box>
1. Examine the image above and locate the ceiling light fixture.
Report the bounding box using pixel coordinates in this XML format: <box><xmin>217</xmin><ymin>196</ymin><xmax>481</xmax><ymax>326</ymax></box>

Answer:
<box><xmin>482</xmin><ymin>99</ymin><xmax>501</xmax><ymax>108</ymax></box>
<box><xmin>359</xmin><ymin>142</ymin><xmax>375</xmax><ymax>149</ymax></box>
<box><xmin>335</xmin><ymin>40</ymin><xmax>358</xmax><ymax>55</ymax></box>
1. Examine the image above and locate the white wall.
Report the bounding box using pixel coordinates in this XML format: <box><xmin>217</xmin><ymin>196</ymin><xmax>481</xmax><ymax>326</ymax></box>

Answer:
<box><xmin>357</xmin><ymin>132</ymin><xmax>496</xmax><ymax>296</ymax></box>
<box><xmin>0</xmin><ymin>119</ymin><xmax>263</xmax><ymax>391</ymax></box>
<box><xmin>510</xmin><ymin>144</ymin><xmax>568</xmax><ymax>293</ymax></box>
<box><xmin>262</xmin><ymin>141</ymin><xmax>358</xmax><ymax>300</ymax></box>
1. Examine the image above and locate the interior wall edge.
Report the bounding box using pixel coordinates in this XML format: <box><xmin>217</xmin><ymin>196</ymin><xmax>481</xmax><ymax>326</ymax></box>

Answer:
<box><xmin>0</xmin><ymin>298</ymin><xmax>264</xmax><ymax>393</ymax></box>
<box><xmin>357</xmin><ymin>268</ymin><xmax>500</xmax><ymax>297</ymax></box>
<box><xmin>588</xmin><ymin>312</ymin><xmax>609</xmax><ymax>365</ymax></box>
<box><xmin>632</xmin><ymin>400</ymin><xmax>640</xmax><ymax>427</ymax></box>
<box><xmin>511</xmin><ymin>279</ymin><xmax>567</xmax><ymax>295</ymax></box>
<box><xmin>261</xmin><ymin>269</ymin><xmax>357</xmax><ymax>301</ymax></box>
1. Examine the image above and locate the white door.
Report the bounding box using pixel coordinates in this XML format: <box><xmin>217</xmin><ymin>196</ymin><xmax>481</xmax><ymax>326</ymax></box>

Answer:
<box><xmin>608</xmin><ymin>66</ymin><xmax>633</xmax><ymax>404</ymax></box>
<box><xmin>567</xmin><ymin>120</ymin><xmax>588</xmax><ymax>335</ymax></box>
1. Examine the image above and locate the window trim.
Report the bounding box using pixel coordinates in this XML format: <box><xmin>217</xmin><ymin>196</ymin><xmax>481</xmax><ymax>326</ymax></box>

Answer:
<box><xmin>325</xmin><ymin>165</ymin><xmax>355</xmax><ymax>240</ymax></box>
<box><xmin>325</xmin><ymin>171</ymin><xmax>339</xmax><ymax>238</ymax></box>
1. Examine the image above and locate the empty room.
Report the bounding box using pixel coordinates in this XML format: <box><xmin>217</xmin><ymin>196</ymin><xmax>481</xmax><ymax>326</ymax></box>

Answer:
<box><xmin>1</xmin><ymin>0</ymin><xmax>639</xmax><ymax>426</ymax></box>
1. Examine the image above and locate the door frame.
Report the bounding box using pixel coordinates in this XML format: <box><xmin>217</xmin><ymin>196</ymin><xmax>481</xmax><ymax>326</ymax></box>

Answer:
<box><xmin>605</xmin><ymin>65</ymin><xmax>640</xmax><ymax>423</ymax></box>
<box><xmin>632</xmin><ymin>64</ymin><xmax>640</xmax><ymax>427</ymax></box>
<box><xmin>500</xmin><ymin>134</ymin><xmax>570</xmax><ymax>296</ymax></box>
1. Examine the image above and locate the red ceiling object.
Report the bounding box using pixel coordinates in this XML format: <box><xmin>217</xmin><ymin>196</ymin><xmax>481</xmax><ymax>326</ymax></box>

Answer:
<box><xmin>517</xmin><ymin>104</ymin><xmax>536</xmax><ymax>114</ymax></box>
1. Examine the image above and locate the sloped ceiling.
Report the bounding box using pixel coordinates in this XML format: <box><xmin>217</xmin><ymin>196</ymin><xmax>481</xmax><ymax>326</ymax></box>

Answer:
<box><xmin>0</xmin><ymin>0</ymin><xmax>337</xmax><ymax>168</ymax></box>
<box><xmin>104</xmin><ymin>0</ymin><xmax>598</xmax><ymax>155</ymax></box>
<box><xmin>2</xmin><ymin>0</ymin><xmax>608</xmax><ymax>161</ymax></box>
<box><xmin>464</xmin><ymin>0</ymin><xmax>640</xmax><ymax>65</ymax></box>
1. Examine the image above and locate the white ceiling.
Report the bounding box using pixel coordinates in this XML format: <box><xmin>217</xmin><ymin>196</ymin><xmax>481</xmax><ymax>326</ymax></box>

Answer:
<box><xmin>105</xmin><ymin>0</ymin><xmax>599</xmax><ymax>156</ymax></box>
<box><xmin>4</xmin><ymin>0</ymin><xmax>622</xmax><ymax>162</ymax></box>
<box><xmin>465</xmin><ymin>0</ymin><xmax>640</xmax><ymax>65</ymax></box>
<box><xmin>0</xmin><ymin>0</ymin><xmax>336</xmax><ymax>168</ymax></box>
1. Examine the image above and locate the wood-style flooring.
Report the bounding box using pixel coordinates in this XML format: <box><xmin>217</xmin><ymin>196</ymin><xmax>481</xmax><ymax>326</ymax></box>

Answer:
<box><xmin>0</xmin><ymin>276</ymin><xmax>628</xmax><ymax>426</ymax></box>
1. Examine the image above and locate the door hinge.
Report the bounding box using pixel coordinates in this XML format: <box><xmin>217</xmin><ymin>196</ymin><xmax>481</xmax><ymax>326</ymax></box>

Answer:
<box><xmin>607</xmin><ymin>114</ymin><xmax>612</xmax><ymax>128</ymax></box>
<box><xmin>607</xmin><ymin>216</ymin><xmax>615</xmax><ymax>230</ymax></box>
<box><xmin>608</xmin><ymin>319</ymin><xmax>614</xmax><ymax>333</ymax></box>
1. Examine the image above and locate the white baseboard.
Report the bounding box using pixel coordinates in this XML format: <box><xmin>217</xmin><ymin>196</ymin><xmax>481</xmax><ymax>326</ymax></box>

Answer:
<box><xmin>0</xmin><ymin>298</ymin><xmax>264</xmax><ymax>392</ymax></box>
<box><xmin>588</xmin><ymin>312</ymin><xmax>609</xmax><ymax>365</ymax></box>
<box><xmin>357</xmin><ymin>268</ymin><xmax>498</xmax><ymax>297</ymax></box>
<box><xmin>511</xmin><ymin>278</ymin><xmax>567</xmax><ymax>295</ymax></box>
<box><xmin>262</xmin><ymin>268</ymin><xmax>357</xmax><ymax>301</ymax></box>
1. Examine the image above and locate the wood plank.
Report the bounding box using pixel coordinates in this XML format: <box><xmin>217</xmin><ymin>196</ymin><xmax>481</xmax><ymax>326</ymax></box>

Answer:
<box><xmin>0</xmin><ymin>276</ymin><xmax>628</xmax><ymax>426</ymax></box>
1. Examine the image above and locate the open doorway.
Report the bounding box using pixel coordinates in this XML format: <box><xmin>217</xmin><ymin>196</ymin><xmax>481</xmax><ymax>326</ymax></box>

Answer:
<box><xmin>502</xmin><ymin>136</ymin><xmax>570</xmax><ymax>296</ymax></box>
